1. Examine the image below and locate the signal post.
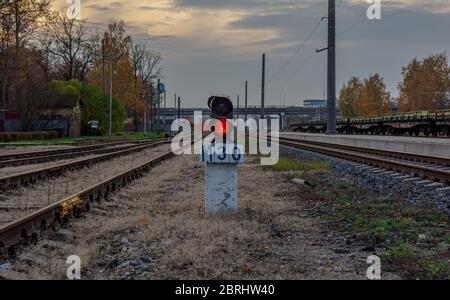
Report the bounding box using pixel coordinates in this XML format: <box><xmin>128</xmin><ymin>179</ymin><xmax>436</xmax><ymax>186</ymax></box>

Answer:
<box><xmin>201</xmin><ymin>96</ymin><xmax>244</xmax><ymax>215</ymax></box>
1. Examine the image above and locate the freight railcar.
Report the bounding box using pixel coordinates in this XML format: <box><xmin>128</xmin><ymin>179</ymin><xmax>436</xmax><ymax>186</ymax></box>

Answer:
<box><xmin>292</xmin><ymin>110</ymin><xmax>450</xmax><ymax>137</ymax></box>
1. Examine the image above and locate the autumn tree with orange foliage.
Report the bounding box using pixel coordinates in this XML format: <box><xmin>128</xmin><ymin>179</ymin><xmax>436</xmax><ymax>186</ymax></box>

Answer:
<box><xmin>338</xmin><ymin>76</ymin><xmax>362</xmax><ymax>118</ymax></box>
<box><xmin>339</xmin><ymin>74</ymin><xmax>390</xmax><ymax>118</ymax></box>
<box><xmin>88</xmin><ymin>21</ymin><xmax>161</xmax><ymax>129</ymax></box>
<box><xmin>398</xmin><ymin>52</ymin><xmax>450</xmax><ymax>112</ymax></box>
<box><xmin>359</xmin><ymin>74</ymin><xmax>391</xmax><ymax>116</ymax></box>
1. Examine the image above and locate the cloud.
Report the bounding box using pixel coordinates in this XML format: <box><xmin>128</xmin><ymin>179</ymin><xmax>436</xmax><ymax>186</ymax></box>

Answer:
<box><xmin>86</xmin><ymin>4</ymin><xmax>110</xmax><ymax>11</ymax></box>
<box><xmin>173</xmin><ymin>0</ymin><xmax>284</xmax><ymax>10</ymax></box>
<box><xmin>49</xmin><ymin>0</ymin><xmax>450</xmax><ymax>107</ymax></box>
<box><xmin>110</xmin><ymin>2</ymin><xmax>122</xmax><ymax>8</ymax></box>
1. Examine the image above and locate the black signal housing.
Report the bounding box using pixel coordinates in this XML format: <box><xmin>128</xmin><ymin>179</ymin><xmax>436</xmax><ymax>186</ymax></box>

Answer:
<box><xmin>208</xmin><ymin>96</ymin><xmax>233</xmax><ymax>119</ymax></box>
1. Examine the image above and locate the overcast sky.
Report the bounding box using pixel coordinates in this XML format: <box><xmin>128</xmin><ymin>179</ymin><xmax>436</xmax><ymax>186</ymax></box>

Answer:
<box><xmin>55</xmin><ymin>0</ymin><xmax>450</xmax><ymax>108</ymax></box>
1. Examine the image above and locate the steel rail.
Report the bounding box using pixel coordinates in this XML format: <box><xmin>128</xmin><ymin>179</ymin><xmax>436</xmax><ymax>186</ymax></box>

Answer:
<box><xmin>278</xmin><ymin>139</ymin><xmax>450</xmax><ymax>184</ymax></box>
<box><xmin>0</xmin><ymin>138</ymin><xmax>167</xmax><ymax>168</ymax></box>
<box><xmin>0</xmin><ymin>150</ymin><xmax>175</xmax><ymax>251</ymax></box>
<box><xmin>0</xmin><ymin>135</ymin><xmax>198</xmax><ymax>254</ymax></box>
<box><xmin>279</xmin><ymin>136</ymin><xmax>450</xmax><ymax>166</ymax></box>
<box><xmin>0</xmin><ymin>139</ymin><xmax>163</xmax><ymax>162</ymax></box>
<box><xmin>0</xmin><ymin>140</ymin><xmax>171</xmax><ymax>191</ymax></box>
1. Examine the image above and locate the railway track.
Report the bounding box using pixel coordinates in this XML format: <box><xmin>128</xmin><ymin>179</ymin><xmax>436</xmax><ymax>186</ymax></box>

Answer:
<box><xmin>0</xmin><ymin>135</ymin><xmax>196</xmax><ymax>256</ymax></box>
<box><xmin>0</xmin><ymin>140</ymin><xmax>134</xmax><ymax>161</ymax></box>
<box><xmin>0</xmin><ymin>139</ymin><xmax>167</xmax><ymax>168</ymax></box>
<box><xmin>0</xmin><ymin>139</ymin><xmax>171</xmax><ymax>191</ymax></box>
<box><xmin>278</xmin><ymin>137</ymin><xmax>450</xmax><ymax>185</ymax></box>
<box><xmin>0</xmin><ymin>150</ymin><xmax>175</xmax><ymax>255</ymax></box>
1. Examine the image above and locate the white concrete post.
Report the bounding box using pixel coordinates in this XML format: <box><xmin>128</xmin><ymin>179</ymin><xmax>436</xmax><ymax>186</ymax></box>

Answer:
<box><xmin>201</xmin><ymin>144</ymin><xmax>244</xmax><ymax>215</ymax></box>
<box><xmin>205</xmin><ymin>163</ymin><xmax>238</xmax><ymax>214</ymax></box>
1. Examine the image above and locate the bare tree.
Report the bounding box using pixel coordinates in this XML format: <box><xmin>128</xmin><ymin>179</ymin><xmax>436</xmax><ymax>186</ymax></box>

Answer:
<box><xmin>42</xmin><ymin>10</ymin><xmax>98</xmax><ymax>81</ymax></box>
<box><xmin>131</xmin><ymin>41</ymin><xmax>162</xmax><ymax>85</ymax></box>
<box><xmin>0</xmin><ymin>0</ymin><xmax>51</xmax><ymax>108</ymax></box>
<box><xmin>130</xmin><ymin>41</ymin><xmax>162</xmax><ymax>129</ymax></box>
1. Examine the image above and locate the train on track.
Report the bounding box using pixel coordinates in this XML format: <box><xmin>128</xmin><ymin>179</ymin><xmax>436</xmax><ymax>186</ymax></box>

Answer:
<box><xmin>292</xmin><ymin>109</ymin><xmax>450</xmax><ymax>137</ymax></box>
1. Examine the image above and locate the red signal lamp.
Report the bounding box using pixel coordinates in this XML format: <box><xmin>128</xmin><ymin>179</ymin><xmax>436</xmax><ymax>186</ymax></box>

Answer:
<box><xmin>215</xmin><ymin>118</ymin><xmax>229</xmax><ymax>136</ymax></box>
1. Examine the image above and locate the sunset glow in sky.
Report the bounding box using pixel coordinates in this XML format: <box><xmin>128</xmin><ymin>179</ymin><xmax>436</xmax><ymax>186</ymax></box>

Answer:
<box><xmin>54</xmin><ymin>0</ymin><xmax>450</xmax><ymax>107</ymax></box>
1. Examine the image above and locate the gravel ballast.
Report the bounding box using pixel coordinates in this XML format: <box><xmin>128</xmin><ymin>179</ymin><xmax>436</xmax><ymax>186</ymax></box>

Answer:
<box><xmin>280</xmin><ymin>146</ymin><xmax>450</xmax><ymax>214</ymax></box>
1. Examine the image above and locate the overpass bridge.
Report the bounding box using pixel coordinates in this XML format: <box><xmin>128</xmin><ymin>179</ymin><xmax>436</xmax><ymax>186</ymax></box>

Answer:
<box><xmin>151</xmin><ymin>106</ymin><xmax>339</xmax><ymax>131</ymax></box>
<box><xmin>158</xmin><ymin>107</ymin><xmax>335</xmax><ymax>118</ymax></box>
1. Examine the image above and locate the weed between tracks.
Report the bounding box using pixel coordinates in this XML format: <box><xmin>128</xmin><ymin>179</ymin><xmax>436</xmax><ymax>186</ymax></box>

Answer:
<box><xmin>274</xmin><ymin>158</ymin><xmax>450</xmax><ymax>280</ymax></box>
<box><xmin>329</xmin><ymin>191</ymin><xmax>450</xmax><ymax>280</ymax></box>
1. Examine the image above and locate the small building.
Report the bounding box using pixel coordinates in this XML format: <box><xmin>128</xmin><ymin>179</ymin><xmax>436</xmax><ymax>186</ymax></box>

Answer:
<box><xmin>0</xmin><ymin>110</ymin><xmax>21</xmax><ymax>132</ymax></box>
<box><xmin>31</xmin><ymin>93</ymin><xmax>82</xmax><ymax>137</ymax></box>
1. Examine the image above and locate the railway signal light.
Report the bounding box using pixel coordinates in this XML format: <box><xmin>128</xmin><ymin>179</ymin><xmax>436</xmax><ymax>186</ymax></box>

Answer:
<box><xmin>204</xmin><ymin>96</ymin><xmax>243</xmax><ymax>215</ymax></box>
<box><xmin>208</xmin><ymin>96</ymin><xmax>234</xmax><ymax>139</ymax></box>
<box><xmin>208</xmin><ymin>96</ymin><xmax>233</xmax><ymax>119</ymax></box>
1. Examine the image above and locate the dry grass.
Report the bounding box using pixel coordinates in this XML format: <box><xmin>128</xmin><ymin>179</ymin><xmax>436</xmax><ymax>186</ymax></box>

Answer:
<box><xmin>15</xmin><ymin>154</ymin><xmax>368</xmax><ymax>280</ymax></box>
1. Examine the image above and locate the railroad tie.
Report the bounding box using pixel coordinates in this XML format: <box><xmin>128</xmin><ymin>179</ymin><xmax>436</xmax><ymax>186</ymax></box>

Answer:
<box><xmin>403</xmin><ymin>177</ymin><xmax>420</xmax><ymax>183</ymax></box>
<box><xmin>424</xmin><ymin>182</ymin><xmax>444</xmax><ymax>189</ymax></box>
<box><xmin>414</xmin><ymin>180</ymin><xmax>434</xmax><ymax>186</ymax></box>
<box><xmin>436</xmin><ymin>186</ymin><xmax>450</xmax><ymax>193</ymax></box>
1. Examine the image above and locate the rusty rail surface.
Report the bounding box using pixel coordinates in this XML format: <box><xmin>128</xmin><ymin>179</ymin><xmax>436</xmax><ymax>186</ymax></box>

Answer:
<box><xmin>0</xmin><ymin>140</ymin><xmax>137</xmax><ymax>162</ymax></box>
<box><xmin>0</xmin><ymin>151</ymin><xmax>175</xmax><ymax>252</ymax></box>
<box><xmin>278</xmin><ymin>138</ymin><xmax>450</xmax><ymax>184</ymax></box>
<box><xmin>0</xmin><ymin>138</ymin><xmax>167</xmax><ymax>168</ymax></box>
<box><xmin>279</xmin><ymin>137</ymin><xmax>450</xmax><ymax>166</ymax></box>
<box><xmin>0</xmin><ymin>140</ymin><xmax>171</xmax><ymax>191</ymax></box>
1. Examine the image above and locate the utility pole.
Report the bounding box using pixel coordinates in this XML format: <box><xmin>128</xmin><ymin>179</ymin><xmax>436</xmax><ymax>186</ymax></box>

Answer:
<box><xmin>174</xmin><ymin>94</ymin><xmax>177</xmax><ymax>115</ymax></box>
<box><xmin>144</xmin><ymin>110</ymin><xmax>147</xmax><ymax>135</ymax></box>
<box><xmin>102</xmin><ymin>38</ymin><xmax>107</xmax><ymax>96</ymax></box>
<box><xmin>261</xmin><ymin>53</ymin><xmax>266</xmax><ymax>119</ymax></box>
<box><xmin>163</xmin><ymin>90</ymin><xmax>167</xmax><ymax>132</ymax></box>
<box><xmin>245</xmin><ymin>81</ymin><xmax>248</xmax><ymax>122</ymax></box>
<box><xmin>237</xmin><ymin>95</ymin><xmax>240</xmax><ymax>119</ymax></box>
<box><xmin>109</xmin><ymin>60</ymin><xmax>113</xmax><ymax>136</ymax></box>
<box><xmin>177</xmin><ymin>97</ymin><xmax>181</xmax><ymax>120</ymax></box>
<box><xmin>327</xmin><ymin>0</ymin><xmax>337</xmax><ymax>134</ymax></box>
<box><xmin>156</xmin><ymin>79</ymin><xmax>160</xmax><ymax>133</ymax></box>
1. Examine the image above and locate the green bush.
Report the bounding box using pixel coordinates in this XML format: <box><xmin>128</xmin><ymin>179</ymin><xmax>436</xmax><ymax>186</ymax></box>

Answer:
<box><xmin>47</xmin><ymin>79</ymin><xmax>127</xmax><ymax>135</ymax></box>
<box><xmin>0</xmin><ymin>131</ymin><xmax>60</xmax><ymax>143</ymax></box>
<box><xmin>80</xmin><ymin>83</ymin><xmax>126</xmax><ymax>135</ymax></box>
<box><xmin>2</xmin><ymin>133</ymin><xmax>12</xmax><ymax>143</ymax></box>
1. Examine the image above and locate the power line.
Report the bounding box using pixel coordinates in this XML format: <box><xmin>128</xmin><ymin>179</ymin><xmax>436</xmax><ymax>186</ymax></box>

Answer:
<box><xmin>280</xmin><ymin>50</ymin><xmax>315</xmax><ymax>88</ymax></box>
<box><xmin>337</xmin><ymin>0</ymin><xmax>399</xmax><ymax>37</ymax></box>
<box><xmin>337</xmin><ymin>15</ymin><xmax>367</xmax><ymax>37</ymax></box>
<box><xmin>267</xmin><ymin>19</ymin><xmax>323</xmax><ymax>85</ymax></box>
<box><xmin>277</xmin><ymin>1</ymin><xmax>348</xmax><ymax>91</ymax></box>
<box><xmin>268</xmin><ymin>0</ymin><xmax>346</xmax><ymax>85</ymax></box>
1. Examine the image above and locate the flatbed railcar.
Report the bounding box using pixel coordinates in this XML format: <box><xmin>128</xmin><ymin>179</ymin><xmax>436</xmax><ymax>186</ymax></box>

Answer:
<box><xmin>292</xmin><ymin>110</ymin><xmax>450</xmax><ymax>137</ymax></box>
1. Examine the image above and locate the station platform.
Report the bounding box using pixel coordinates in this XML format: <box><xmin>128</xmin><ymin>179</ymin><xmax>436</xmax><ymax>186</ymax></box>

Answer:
<box><xmin>281</xmin><ymin>132</ymin><xmax>450</xmax><ymax>158</ymax></box>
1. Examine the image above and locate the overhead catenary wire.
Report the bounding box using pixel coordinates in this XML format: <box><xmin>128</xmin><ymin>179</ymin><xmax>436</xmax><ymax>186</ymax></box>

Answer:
<box><xmin>268</xmin><ymin>0</ymin><xmax>346</xmax><ymax>85</ymax></box>
<box><xmin>280</xmin><ymin>50</ymin><xmax>316</xmax><ymax>88</ymax></box>
<box><xmin>267</xmin><ymin>19</ymin><xmax>324</xmax><ymax>85</ymax></box>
